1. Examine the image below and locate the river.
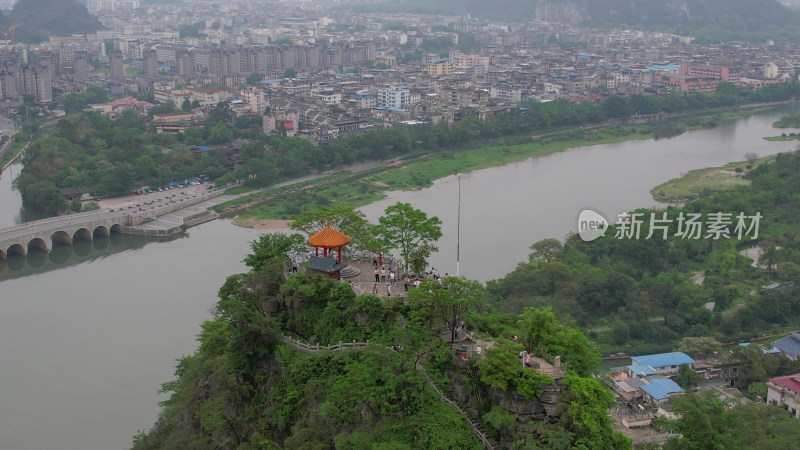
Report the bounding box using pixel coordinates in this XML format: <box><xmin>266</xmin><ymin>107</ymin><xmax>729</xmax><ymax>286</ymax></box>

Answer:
<box><xmin>0</xmin><ymin>106</ymin><xmax>797</xmax><ymax>449</ymax></box>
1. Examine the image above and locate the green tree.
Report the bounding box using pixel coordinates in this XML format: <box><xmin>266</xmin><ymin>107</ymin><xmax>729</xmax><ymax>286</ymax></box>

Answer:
<box><xmin>406</xmin><ymin>276</ymin><xmax>486</xmax><ymax>343</ymax></box>
<box><xmin>283</xmin><ymin>68</ymin><xmax>297</xmax><ymax>79</ymax></box>
<box><xmin>561</xmin><ymin>374</ymin><xmax>632</xmax><ymax>450</ymax></box>
<box><xmin>677</xmin><ymin>336</ymin><xmax>722</xmax><ymax>359</ymax></box>
<box><xmin>290</xmin><ymin>206</ymin><xmax>373</xmax><ymax>255</ymax></box>
<box><xmin>181</xmin><ymin>98</ymin><xmax>192</xmax><ymax>111</ymax></box>
<box><xmin>208</xmin><ymin>122</ymin><xmax>234</xmax><ymax>144</ymax></box>
<box><xmin>519</xmin><ymin>307</ymin><xmax>600</xmax><ymax>376</ymax></box>
<box><xmin>69</xmin><ymin>199</ymin><xmax>82</xmax><ymax>213</ymax></box>
<box><xmin>477</xmin><ymin>338</ymin><xmax>524</xmax><ymax>391</ymax></box>
<box><xmin>375</xmin><ymin>202</ymin><xmax>442</xmax><ymax>273</ymax></box>
<box><xmin>243</xmin><ymin>233</ymin><xmax>306</xmax><ymax>271</ymax></box>
<box><xmin>246</xmin><ymin>72</ymin><xmax>262</xmax><ymax>86</ymax></box>
<box><xmin>665</xmin><ymin>391</ymin><xmax>740</xmax><ymax>449</ymax></box>
<box><xmin>674</xmin><ymin>363</ymin><xmax>700</xmax><ymax>389</ymax></box>
<box><xmin>601</xmin><ymin>96</ymin><xmax>633</xmax><ymax>119</ymax></box>
<box><xmin>529</xmin><ymin>238</ymin><xmax>564</xmax><ymax>263</ymax></box>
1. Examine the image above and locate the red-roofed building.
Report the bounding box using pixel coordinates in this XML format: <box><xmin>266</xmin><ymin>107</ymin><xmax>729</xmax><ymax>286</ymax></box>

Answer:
<box><xmin>767</xmin><ymin>373</ymin><xmax>800</xmax><ymax>417</ymax></box>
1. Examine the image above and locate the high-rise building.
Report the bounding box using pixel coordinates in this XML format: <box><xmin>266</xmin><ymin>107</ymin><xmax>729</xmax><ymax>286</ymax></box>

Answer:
<box><xmin>74</xmin><ymin>51</ymin><xmax>88</xmax><ymax>81</ymax></box>
<box><xmin>143</xmin><ymin>49</ymin><xmax>157</xmax><ymax>79</ymax></box>
<box><xmin>109</xmin><ymin>50</ymin><xmax>123</xmax><ymax>80</ymax></box>
<box><xmin>21</xmin><ymin>65</ymin><xmax>52</xmax><ymax>103</ymax></box>
<box><xmin>177</xmin><ymin>50</ymin><xmax>194</xmax><ymax>79</ymax></box>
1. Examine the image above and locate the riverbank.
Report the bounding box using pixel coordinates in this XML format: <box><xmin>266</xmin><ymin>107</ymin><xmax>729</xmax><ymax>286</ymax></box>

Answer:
<box><xmin>650</xmin><ymin>155</ymin><xmax>776</xmax><ymax>202</ymax></box>
<box><xmin>227</xmin><ymin>104</ymin><xmax>778</xmax><ymax>222</ymax></box>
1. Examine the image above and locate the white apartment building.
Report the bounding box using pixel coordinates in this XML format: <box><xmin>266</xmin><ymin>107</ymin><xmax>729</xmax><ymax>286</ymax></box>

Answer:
<box><xmin>378</xmin><ymin>84</ymin><xmax>417</xmax><ymax>109</ymax></box>
<box><xmin>490</xmin><ymin>84</ymin><xmax>522</xmax><ymax>103</ymax></box>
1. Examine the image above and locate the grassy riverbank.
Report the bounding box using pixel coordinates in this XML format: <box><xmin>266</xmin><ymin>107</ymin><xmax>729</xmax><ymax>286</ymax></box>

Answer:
<box><xmin>772</xmin><ymin>111</ymin><xmax>800</xmax><ymax>128</ymax></box>
<box><xmin>764</xmin><ymin>134</ymin><xmax>800</xmax><ymax>141</ymax></box>
<box><xmin>650</xmin><ymin>155</ymin><xmax>776</xmax><ymax>201</ymax></box>
<box><xmin>226</xmin><ymin>105</ymin><xmax>779</xmax><ymax>222</ymax></box>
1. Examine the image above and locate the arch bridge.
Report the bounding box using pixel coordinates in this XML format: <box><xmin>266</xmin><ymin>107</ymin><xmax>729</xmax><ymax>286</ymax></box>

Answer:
<box><xmin>0</xmin><ymin>211</ymin><xmax>130</xmax><ymax>260</ymax></box>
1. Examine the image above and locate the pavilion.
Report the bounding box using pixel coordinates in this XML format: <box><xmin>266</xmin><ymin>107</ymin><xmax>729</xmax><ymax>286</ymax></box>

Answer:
<box><xmin>307</xmin><ymin>222</ymin><xmax>350</xmax><ymax>263</ymax></box>
<box><xmin>306</xmin><ymin>223</ymin><xmax>357</xmax><ymax>280</ymax></box>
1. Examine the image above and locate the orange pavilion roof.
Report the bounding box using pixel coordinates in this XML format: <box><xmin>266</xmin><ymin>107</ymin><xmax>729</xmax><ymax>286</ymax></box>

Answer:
<box><xmin>308</xmin><ymin>223</ymin><xmax>351</xmax><ymax>248</ymax></box>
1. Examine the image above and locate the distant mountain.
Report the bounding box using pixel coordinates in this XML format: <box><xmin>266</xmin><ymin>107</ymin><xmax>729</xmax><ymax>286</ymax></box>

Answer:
<box><xmin>384</xmin><ymin>0</ymin><xmax>800</xmax><ymax>42</ymax></box>
<box><xmin>9</xmin><ymin>0</ymin><xmax>103</xmax><ymax>43</ymax></box>
<box><xmin>537</xmin><ymin>0</ymin><xmax>800</xmax><ymax>42</ymax></box>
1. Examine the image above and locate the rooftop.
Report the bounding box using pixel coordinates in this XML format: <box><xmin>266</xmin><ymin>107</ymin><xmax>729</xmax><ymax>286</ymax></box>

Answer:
<box><xmin>631</xmin><ymin>352</ymin><xmax>695</xmax><ymax>368</ymax></box>
<box><xmin>641</xmin><ymin>377</ymin><xmax>684</xmax><ymax>401</ymax></box>
<box><xmin>307</xmin><ymin>255</ymin><xmax>348</xmax><ymax>273</ymax></box>
<box><xmin>769</xmin><ymin>372</ymin><xmax>800</xmax><ymax>394</ymax></box>
<box><xmin>308</xmin><ymin>223</ymin><xmax>351</xmax><ymax>249</ymax></box>
<box><xmin>772</xmin><ymin>333</ymin><xmax>800</xmax><ymax>358</ymax></box>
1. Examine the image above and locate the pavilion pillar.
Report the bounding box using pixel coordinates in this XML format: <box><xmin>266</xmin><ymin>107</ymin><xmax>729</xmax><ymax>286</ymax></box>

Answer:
<box><xmin>324</xmin><ymin>248</ymin><xmax>328</xmax><ymax>257</ymax></box>
<box><xmin>316</xmin><ymin>247</ymin><xmax>319</xmax><ymax>257</ymax></box>
<box><xmin>337</xmin><ymin>247</ymin><xmax>342</xmax><ymax>263</ymax></box>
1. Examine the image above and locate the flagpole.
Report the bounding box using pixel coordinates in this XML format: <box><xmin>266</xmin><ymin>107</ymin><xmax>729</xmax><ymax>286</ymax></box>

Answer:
<box><xmin>456</xmin><ymin>173</ymin><xmax>461</xmax><ymax>277</ymax></box>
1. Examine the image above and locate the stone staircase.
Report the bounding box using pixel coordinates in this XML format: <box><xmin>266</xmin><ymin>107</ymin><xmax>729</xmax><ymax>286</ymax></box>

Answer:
<box><xmin>339</xmin><ymin>264</ymin><xmax>360</xmax><ymax>278</ymax></box>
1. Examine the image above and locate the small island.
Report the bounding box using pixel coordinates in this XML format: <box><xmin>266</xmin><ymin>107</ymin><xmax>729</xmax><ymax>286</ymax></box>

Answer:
<box><xmin>650</xmin><ymin>154</ymin><xmax>771</xmax><ymax>202</ymax></box>
<box><xmin>772</xmin><ymin>111</ymin><xmax>800</xmax><ymax>128</ymax></box>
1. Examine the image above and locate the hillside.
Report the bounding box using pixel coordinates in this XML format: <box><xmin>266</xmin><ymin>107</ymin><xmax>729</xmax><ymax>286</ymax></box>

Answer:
<box><xmin>541</xmin><ymin>0</ymin><xmax>800</xmax><ymax>42</ymax></box>
<box><xmin>132</xmin><ymin>232</ymin><xmax>629</xmax><ymax>449</ymax></box>
<box><xmin>9</xmin><ymin>0</ymin><xmax>103</xmax><ymax>43</ymax></box>
<box><xmin>383</xmin><ymin>0</ymin><xmax>800</xmax><ymax>42</ymax></box>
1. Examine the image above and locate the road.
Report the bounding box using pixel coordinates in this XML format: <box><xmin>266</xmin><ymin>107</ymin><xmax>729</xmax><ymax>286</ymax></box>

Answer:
<box><xmin>132</xmin><ymin>160</ymin><xmax>384</xmax><ymax>231</ymax></box>
<box><xmin>0</xmin><ymin>160</ymin><xmax>387</xmax><ymax>240</ymax></box>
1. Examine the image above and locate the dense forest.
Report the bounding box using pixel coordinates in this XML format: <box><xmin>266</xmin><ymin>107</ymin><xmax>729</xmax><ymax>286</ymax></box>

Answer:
<box><xmin>487</xmin><ymin>150</ymin><xmax>800</xmax><ymax>356</ymax></box>
<box><xmin>20</xmin><ymin>80</ymin><xmax>800</xmax><ymax>214</ymax></box>
<box><xmin>132</xmin><ymin>232</ymin><xmax>630</xmax><ymax>449</ymax></box>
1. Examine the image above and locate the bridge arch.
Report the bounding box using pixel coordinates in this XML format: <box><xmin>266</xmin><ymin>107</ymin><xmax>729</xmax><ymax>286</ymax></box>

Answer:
<box><xmin>93</xmin><ymin>225</ymin><xmax>110</xmax><ymax>238</ymax></box>
<box><xmin>0</xmin><ymin>248</ymin><xmax>5</xmax><ymax>260</ymax></box>
<box><xmin>73</xmin><ymin>228</ymin><xmax>93</xmax><ymax>242</ymax></box>
<box><xmin>50</xmin><ymin>230</ymin><xmax>73</xmax><ymax>246</ymax></box>
<box><xmin>28</xmin><ymin>238</ymin><xmax>48</xmax><ymax>252</ymax></box>
<box><xmin>110</xmin><ymin>224</ymin><xmax>122</xmax><ymax>234</ymax></box>
<box><xmin>7</xmin><ymin>243</ymin><xmax>26</xmax><ymax>257</ymax></box>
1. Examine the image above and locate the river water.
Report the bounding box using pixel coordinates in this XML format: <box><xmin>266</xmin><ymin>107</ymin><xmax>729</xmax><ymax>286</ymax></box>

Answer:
<box><xmin>0</xmin><ymin>107</ymin><xmax>797</xmax><ymax>449</ymax></box>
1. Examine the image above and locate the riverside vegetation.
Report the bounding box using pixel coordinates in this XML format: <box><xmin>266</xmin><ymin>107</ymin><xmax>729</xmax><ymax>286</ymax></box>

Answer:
<box><xmin>14</xmin><ymin>80</ymin><xmax>800</xmax><ymax>215</ymax></box>
<box><xmin>489</xmin><ymin>151</ymin><xmax>800</xmax><ymax>368</ymax></box>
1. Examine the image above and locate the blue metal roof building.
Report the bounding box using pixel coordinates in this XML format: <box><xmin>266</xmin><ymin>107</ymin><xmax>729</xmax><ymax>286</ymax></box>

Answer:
<box><xmin>626</xmin><ymin>365</ymin><xmax>657</xmax><ymax>376</ymax></box>
<box><xmin>631</xmin><ymin>352</ymin><xmax>695</xmax><ymax>369</ymax></box>
<box><xmin>641</xmin><ymin>377</ymin><xmax>684</xmax><ymax>403</ymax></box>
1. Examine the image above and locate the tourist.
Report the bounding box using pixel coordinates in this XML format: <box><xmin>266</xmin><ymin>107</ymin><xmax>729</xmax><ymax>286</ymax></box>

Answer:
<box><xmin>372</xmin><ymin>283</ymin><xmax>378</xmax><ymax>295</ymax></box>
<box><xmin>372</xmin><ymin>252</ymin><xmax>378</xmax><ymax>266</ymax></box>
<box><xmin>389</xmin><ymin>271</ymin><xmax>395</xmax><ymax>285</ymax></box>
<box><xmin>386</xmin><ymin>284</ymin><xmax>392</xmax><ymax>297</ymax></box>
<box><xmin>380</xmin><ymin>267</ymin><xmax>386</xmax><ymax>282</ymax></box>
<box><xmin>388</xmin><ymin>255</ymin><xmax>394</xmax><ymax>267</ymax></box>
<box><xmin>378</xmin><ymin>253</ymin><xmax>384</xmax><ymax>266</ymax></box>
<box><xmin>374</xmin><ymin>267</ymin><xmax>379</xmax><ymax>282</ymax></box>
<box><xmin>291</xmin><ymin>260</ymin><xmax>298</xmax><ymax>273</ymax></box>
<box><xmin>403</xmin><ymin>276</ymin><xmax>409</xmax><ymax>291</ymax></box>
